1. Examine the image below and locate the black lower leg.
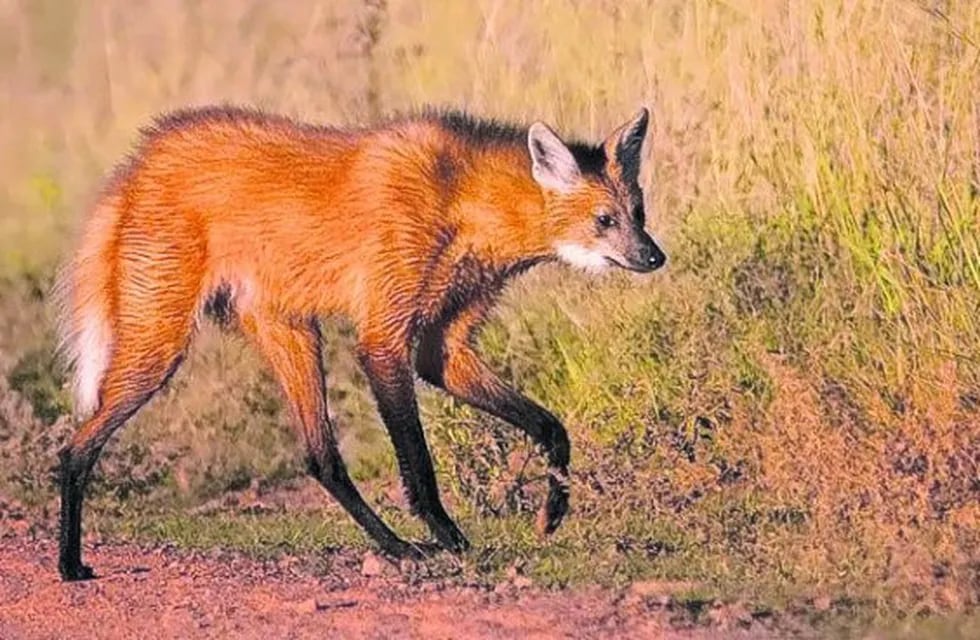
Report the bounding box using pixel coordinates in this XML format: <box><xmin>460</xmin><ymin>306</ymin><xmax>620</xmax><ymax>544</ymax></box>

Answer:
<box><xmin>508</xmin><ymin>406</ymin><xmax>571</xmax><ymax>534</ymax></box>
<box><xmin>417</xmin><ymin>320</ymin><xmax>572</xmax><ymax>534</ymax></box>
<box><xmin>447</xmin><ymin>380</ymin><xmax>572</xmax><ymax>534</ymax></box>
<box><xmin>381</xmin><ymin>420</ymin><xmax>468</xmax><ymax>552</ymax></box>
<box><xmin>307</xmin><ymin>453</ymin><xmax>431</xmax><ymax>559</ymax></box>
<box><xmin>361</xmin><ymin>352</ymin><xmax>468</xmax><ymax>553</ymax></box>
<box><xmin>58</xmin><ymin>446</ymin><xmax>97</xmax><ymax>581</ymax></box>
<box><xmin>539</xmin><ymin>422</ymin><xmax>571</xmax><ymax>534</ymax></box>
<box><xmin>57</xmin><ymin>383</ymin><xmax>173</xmax><ymax>582</ymax></box>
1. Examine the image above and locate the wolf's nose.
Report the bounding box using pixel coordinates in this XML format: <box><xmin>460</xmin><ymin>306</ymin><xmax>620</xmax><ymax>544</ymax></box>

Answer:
<box><xmin>644</xmin><ymin>245</ymin><xmax>667</xmax><ymax>271</ymax></box>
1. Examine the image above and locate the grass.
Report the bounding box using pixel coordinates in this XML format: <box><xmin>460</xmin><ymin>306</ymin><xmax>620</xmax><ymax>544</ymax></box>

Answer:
<box><xmin>1</xmin><ymin>0</ymin><xmax>978</xmax><ymax>635</ymax></box>
<box><xmin>103</xmin><ymin>508</ymin><xmax>691</xmax><ymax>589</ymax></box>
<box><xmin>93</xmin><ymin>505</ymin><xmax>865</xmax><ymax>607</ymax></box>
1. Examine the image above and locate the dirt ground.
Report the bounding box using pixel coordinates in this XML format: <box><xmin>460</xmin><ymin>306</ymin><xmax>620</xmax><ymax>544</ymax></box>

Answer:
<box><xmin>0</xmin><ymin>533</ymin><xmax>793</xmax><ymax>640</ymax></box>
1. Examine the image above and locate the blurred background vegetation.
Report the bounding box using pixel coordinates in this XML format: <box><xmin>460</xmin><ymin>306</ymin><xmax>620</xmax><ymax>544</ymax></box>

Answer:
<box><xmin>1</xmin><ymin>0</ymin><xmax>977</xmax><ymax>628</ymax></box>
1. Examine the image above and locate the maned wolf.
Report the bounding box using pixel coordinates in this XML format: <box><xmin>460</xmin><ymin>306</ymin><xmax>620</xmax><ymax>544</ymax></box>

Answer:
<box><xmin>55</xmin><ymin>105</ymin><xmax>665</xmax><ymax>580</ymax></box>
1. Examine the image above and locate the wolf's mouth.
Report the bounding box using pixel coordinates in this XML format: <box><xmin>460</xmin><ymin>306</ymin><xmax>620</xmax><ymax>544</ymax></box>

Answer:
<box><xmin>604</xmin><ymin>256</ymin><xmax>657</xmax><ymax>273</ymax></box>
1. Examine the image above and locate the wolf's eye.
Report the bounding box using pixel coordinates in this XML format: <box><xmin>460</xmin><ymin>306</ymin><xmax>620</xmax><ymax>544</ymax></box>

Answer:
<box><xmin>597</xmin><ymin>214</ymin><xmax>616</xmax><ymax>228</ymax></box>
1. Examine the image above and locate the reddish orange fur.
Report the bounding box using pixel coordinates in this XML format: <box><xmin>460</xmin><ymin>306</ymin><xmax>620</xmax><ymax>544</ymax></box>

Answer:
<box><xmin>102</xmin><ymin>115</ymin><xmax>565</xmax><ymax>328</ymax></box>
<box><xmin>62</xmin><ymin>108</ymin><xmax>626</xmax><ymax>422</ymax></box>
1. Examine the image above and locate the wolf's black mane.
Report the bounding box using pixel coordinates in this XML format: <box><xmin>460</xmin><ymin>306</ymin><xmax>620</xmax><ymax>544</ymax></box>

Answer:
<box><xmin>420</xmin><ymin>108</ymin><xmax>607</xmax><ymax>177</ymax></box>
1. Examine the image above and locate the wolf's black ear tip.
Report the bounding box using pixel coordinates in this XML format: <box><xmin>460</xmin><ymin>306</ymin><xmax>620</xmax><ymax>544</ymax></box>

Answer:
<box><xmin>628</xmin><ymin>108</ymin><xmax>650</xmax><ymax>137</ymax></box>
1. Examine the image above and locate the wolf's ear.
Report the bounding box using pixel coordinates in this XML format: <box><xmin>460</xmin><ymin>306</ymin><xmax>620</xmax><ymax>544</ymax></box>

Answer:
<box><xmin>604</xmin><ymin>107</ymin><xmax>650</xmax><ymax>186</ymax></box>
<box><xmin>528</xmin><ymin>122</ymin><xmax>581</xmax><ymax>193</ymax></box>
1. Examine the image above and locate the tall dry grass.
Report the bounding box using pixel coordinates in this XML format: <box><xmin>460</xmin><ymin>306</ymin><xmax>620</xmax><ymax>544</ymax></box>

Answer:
<box><xmin>0</xmin><ymin>0</ymin><xmax>978</xmax><ymax>616</ymax></box>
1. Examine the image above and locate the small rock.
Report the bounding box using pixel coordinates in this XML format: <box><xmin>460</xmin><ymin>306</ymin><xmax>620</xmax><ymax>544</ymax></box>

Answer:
<box><xmin>706</xmin><ymin>601</ymin><xmax>752</xmax><ymax>629</ymax></box>
<box><xmin>707</xmin><ymin>604</ymin><xmax>728</xmax><ymax>627</ymax></box>
<box><xmin>628</xmin><ymin>580</ymin><xmax>697</xmax><ymax>598</ymax></box>
<box><xmin>512</xmin><ymin>576</ymin><xmax>533</xmax><ymax>590</ymax></box>
<box><xmin>813</xmin><ymin>595</ymin><xmax>832</xmax><ymax>612</ymax></box>
<box><xmin>624</xmin><ymin>581</ymin><xmax>691</xmax><ymax>609</ymax></box>
<box><xmin>293</xmin><ymin>598</ymin><xmax>321</xmax><ymax>614</ymax></box>
<box><xmin>620</xmin><ymin>592</ymin><xmax>642</xmax><ymax>608</ymax></box>
<box><xmin>361</xmin><ymin>552</ymin><xmax>390</xmax><ymax>577</ymax></box>
<box><xmin>398</xmin><ymin>557</ymin><xmax>421</xmax><ymax>574</ymax></box>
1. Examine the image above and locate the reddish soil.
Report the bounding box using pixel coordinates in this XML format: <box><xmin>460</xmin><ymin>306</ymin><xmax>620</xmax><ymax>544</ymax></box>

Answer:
<box><xmin>0</xmin><ymin>534</ymin><xmax>784</xmax><ymax>640</ymax></box>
